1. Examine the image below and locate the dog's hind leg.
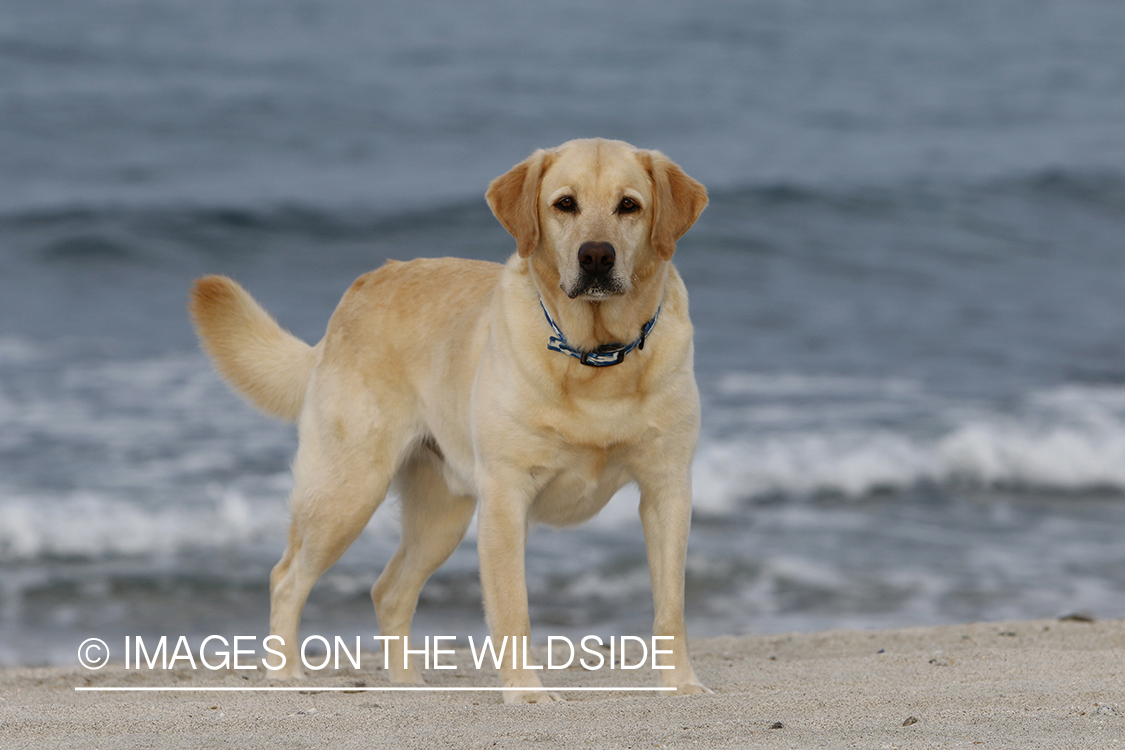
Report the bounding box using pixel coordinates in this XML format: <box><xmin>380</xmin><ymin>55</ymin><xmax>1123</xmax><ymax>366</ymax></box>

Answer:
<box><xmin>371</xmin><ymin>450</ymin><xmax>476</xmax><ymax>683</ymax></box>
<box><xmin>265</xmin><ymin>387</ymin><xmax>409</xmax><ymax>679</ymax></box>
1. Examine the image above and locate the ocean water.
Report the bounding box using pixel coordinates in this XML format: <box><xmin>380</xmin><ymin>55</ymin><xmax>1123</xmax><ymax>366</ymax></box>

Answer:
<box><xmin>3</xmin><ymin>0</ymin><xmax>1125</xmax><ymax>666</ymax></box>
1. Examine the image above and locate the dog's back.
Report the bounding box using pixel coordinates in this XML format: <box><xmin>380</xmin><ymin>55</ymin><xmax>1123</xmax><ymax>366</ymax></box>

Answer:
<box><xmin>189</xmin><ymin>258</ymin><xmax>503</xmax><ymax>423</ymax></box>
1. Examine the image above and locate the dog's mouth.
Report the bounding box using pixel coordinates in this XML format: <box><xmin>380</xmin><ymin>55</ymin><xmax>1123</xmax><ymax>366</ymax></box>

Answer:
<box><xmin>564</xmin><ymin>274</ymin><xmax>627</xmax><ymax>300</ymax></box>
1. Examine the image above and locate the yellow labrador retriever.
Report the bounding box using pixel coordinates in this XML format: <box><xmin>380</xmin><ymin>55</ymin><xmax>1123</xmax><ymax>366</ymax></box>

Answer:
<box><xmin>189</xmin><ymin>138</ymin><xmax>709</xmax><ymax>703</ymax></box>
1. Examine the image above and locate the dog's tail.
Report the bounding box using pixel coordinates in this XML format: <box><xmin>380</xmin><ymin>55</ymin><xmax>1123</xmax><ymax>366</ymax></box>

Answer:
<box><xmin>189</xmin><ymin>275</ymin><xmax>316</xmax><ymax>422</ymax></box>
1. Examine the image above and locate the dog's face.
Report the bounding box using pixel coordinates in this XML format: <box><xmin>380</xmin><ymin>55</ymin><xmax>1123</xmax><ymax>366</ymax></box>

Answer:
<box><xmin>486</xmin><ymin>139</ymin><xmax>707</xmax><ymax>300</ymax></box>
<box><xmin>537</xmin><ymin>141</ymin><xmax>655</xmax><ymax>299</ymax></box>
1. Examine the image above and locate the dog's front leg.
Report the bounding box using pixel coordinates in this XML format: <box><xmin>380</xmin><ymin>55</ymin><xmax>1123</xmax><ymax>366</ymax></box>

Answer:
<box><xmin>477</xmin><ymin>471</ymin><xmax>561</xmax><ymax>704</ymax></box>
<box><xmin>637</xmin><ymin>470</ymin><xmax>712</xmax><ymax>695</ymax></box>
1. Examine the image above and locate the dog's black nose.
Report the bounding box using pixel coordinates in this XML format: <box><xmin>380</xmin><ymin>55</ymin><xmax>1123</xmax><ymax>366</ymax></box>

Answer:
<box><xmin>578</xmin><ymin>242</ymin><xmax>616</xmax><ymax>274</ymax></box>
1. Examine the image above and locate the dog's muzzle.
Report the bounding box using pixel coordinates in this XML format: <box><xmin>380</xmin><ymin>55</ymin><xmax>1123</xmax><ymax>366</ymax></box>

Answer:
<box><xmin>568</xmin><ymin>241</ymin><xmax>624</xmax><ymax>299</ymax></box>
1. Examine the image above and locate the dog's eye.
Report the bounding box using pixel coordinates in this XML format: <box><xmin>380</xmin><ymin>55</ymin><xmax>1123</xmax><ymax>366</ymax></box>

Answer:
<box><xmin>554</xmin><ymin>196</ymin><xmax>577</xmax><ymax>213</ymax></box>
<box><xmin>617</xmin><ymin>197</ymin><xmax>640</xmax><ymax>214</ymax></box>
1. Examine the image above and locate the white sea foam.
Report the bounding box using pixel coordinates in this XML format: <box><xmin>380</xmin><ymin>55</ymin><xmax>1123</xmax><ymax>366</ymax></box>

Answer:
<box><xmin>0</xmin><ymin>487</ymin><xmax>275</xmax><ymax>561</ymax></box>
<box><xmin>4</xmin><ymin>347</ymin><xmax>1125</xmax><ymax>560</ymax></box>
<box><xmin>694</xmin><ymin>381</ymin><xmax>1125</xmax><ymax>510</ymax></box>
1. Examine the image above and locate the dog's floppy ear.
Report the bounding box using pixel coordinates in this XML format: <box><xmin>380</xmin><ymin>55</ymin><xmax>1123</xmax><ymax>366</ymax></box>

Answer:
<box><xmin>643</xmin><ymin>150</ymin><xmax>708</xmax><ymax>261</ymax></box>
<box><xmin>487</xmin><ymin>149</ymin><xmax>552</xmax><ymax>258</ymax></box>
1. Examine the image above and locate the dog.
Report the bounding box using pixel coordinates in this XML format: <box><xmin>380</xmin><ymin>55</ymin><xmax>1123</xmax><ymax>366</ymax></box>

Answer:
<box><xmin>189</xmin><ymin>138</ymin><xmax>710</xmax><ymax>703</ymax></box>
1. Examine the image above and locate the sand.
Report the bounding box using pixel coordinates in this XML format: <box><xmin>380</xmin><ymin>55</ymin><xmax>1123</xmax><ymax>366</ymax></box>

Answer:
<box><xmin>2</xmin><ymin>618</ymin><xmax>1123</xmax><ymax>749</ymax></box>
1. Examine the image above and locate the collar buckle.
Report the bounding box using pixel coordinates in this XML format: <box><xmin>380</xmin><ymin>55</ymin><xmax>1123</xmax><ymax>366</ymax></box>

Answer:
<box><xmin>540</xmin><ymin>298</ymin><xmax>660</xmax><ymax>368</ymax></box>
<box><xmin>579</xmin><ymin>349</ymin><xmax>626</xmax><ymax>367</ymax></box>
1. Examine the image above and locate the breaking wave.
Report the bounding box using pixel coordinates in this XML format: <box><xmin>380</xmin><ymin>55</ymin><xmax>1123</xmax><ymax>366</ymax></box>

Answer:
<box><xmin>695</xmin><ymin>379</ymin><xmax>1125</xmax><ymax>511</ymax></box>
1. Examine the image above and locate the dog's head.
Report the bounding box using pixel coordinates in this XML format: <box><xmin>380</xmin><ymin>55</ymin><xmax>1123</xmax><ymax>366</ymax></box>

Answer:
<box><xmin>486</xmin><ymin>139</ymin><xmax>707</xmax><ymax>300</ymax></box>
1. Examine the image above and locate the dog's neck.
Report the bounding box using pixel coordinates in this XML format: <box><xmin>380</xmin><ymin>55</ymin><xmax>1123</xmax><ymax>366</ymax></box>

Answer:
<box><xmin>529</xmin><ymin>254</ymin><xmax>668</xmax><ymax>354</ymax></box>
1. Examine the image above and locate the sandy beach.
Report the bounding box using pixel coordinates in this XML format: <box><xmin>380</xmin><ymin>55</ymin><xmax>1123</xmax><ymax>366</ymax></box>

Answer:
<box><xmin>2</xmin><ymin>618</ymin><xmax>1122</xmax><ymax>749</ymax></box>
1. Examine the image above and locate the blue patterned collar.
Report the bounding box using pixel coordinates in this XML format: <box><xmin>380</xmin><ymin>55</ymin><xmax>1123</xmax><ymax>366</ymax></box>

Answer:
<box><xmin>539</xmin><ymin>298</ymin><xmax>660</xmax><ymax>367</ymax></box>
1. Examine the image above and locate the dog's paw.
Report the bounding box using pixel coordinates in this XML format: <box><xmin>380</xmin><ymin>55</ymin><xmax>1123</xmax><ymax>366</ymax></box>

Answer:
<box><xmin>389</xmin><ymin>668</ymin><xmax>426</xmax><ymax>685</ymax></box>
<box><xmin>673</xmin><ymin>681</ymin><xmax>714</xmax><ymax>696</ymax></box>
<box><xmin>265</xmin><ymin>668</ymin><xmax>304</xmax><ymax>681</ymax></box>
<box><xmin>502</xmin><ymin>689</ymin><xmax>564</xmax><ymax>705</ymax></box>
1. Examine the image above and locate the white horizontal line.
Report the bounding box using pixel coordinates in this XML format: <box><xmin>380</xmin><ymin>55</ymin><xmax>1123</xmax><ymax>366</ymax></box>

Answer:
<box><xmin>75</xmin><ymin>686</ymin><xmax>675</xmax><ymax>692</ymax></box>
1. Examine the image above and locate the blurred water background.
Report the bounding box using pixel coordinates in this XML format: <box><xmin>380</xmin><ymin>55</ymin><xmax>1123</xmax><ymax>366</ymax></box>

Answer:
<box><xmin>3</xmin><ymin>0</ymin><xmax>1125</xmax><ymax>665</ymax></box>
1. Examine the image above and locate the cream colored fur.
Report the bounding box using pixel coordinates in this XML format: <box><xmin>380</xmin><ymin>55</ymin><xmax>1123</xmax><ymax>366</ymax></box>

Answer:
<box><xmin>189</xmin><ymin>138</ymin><xmax>709</xmax><ymax>703</ymax></box>
<box><xmin>189</xmin><ymin>277</ymin><xmax>318</xmax><ymax>421</ymax></box>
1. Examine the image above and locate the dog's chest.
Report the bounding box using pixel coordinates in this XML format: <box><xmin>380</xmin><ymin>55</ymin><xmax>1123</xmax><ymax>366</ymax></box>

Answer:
<box><xmin>526</xmin><ymin>449</ymin><xmax>632</xmax><ymax>527</ymax></box>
